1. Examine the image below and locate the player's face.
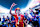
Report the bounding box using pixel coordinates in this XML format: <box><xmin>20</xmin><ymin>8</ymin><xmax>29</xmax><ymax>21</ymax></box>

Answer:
<box><xmin>39</xmin><ymin>17</ymin><xmax>40</xmax><ymax>18</ymax></box>
<box><xmin>16</xmin><ymin>10</ymin><xmax>20</xmax><ymax>14</ymax></box>
<box><xmin>3</xmin><ymin>15</ymin><xmax>5</xmax><ymax>18</ymax></box>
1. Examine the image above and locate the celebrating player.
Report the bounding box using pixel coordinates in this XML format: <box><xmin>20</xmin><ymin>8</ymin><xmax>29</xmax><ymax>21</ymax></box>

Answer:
<box><xmin>10</xmin><ymin>3</ymin><xmax>27</xmax><ymax>27</ymax></box>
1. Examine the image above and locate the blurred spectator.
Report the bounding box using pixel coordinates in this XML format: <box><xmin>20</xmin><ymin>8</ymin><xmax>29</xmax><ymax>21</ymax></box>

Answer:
<box><xmin>2</xmin><ymin>15</ymin><xmax>6</xmax><ymax>27</ymax></box>
<box><xmin>0</xmin><ymin>17</ymin><xmax>1</xmax><ymax>21</ymax></box>
<box><xmin>32</xmin><ymin>15</ymin><xmax>39</xmax><ymax>27</ymax></box>
<box><xmin>11</xmin><ymin>15</ymin><xmax>16</xmax><ymax>27</ymax></box>
<box><xmin>0</xmin><ymin>17</ymin><xmax>2</xmax><ymax>27</ymax></box>
<box><xmin>38</xmin><ymin>16</ymin><xmax>40</xmax><ymax>27</ymax></box>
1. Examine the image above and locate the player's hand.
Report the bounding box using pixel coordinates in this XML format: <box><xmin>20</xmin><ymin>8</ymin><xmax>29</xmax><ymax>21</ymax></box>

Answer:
<box><xmin>10</xmin><ymin>3</ymin><xmax>17</xmax><ymax>10</ymax></box>
<box><xmin>11</xmin><ymin>3</ymin><xmax>17</xmax><ymax>7</ymax></box>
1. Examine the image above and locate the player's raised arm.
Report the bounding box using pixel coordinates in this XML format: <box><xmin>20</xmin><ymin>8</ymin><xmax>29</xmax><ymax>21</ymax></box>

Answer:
<box><xmin>10</xmin><ymin>3</ymin><xmax>17</xmax><ymax>15</ymax></box>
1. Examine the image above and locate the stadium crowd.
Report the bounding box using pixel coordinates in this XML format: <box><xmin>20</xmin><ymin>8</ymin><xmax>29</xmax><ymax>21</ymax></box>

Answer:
<box><xmin>0</xmin><ymin>3</ymin><xmax>40</xmax><ymax>27</ymax></box>
<box><xmin>0</xmin><ymin>8</ymin><xmax>40</xmax><ymax>27</ymax></box>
